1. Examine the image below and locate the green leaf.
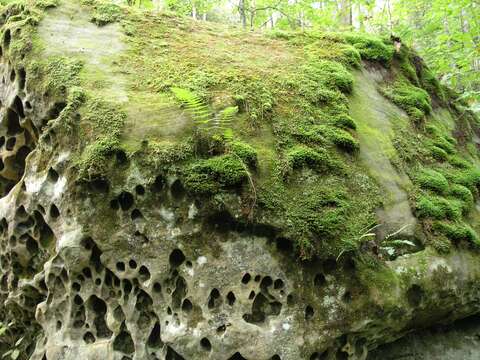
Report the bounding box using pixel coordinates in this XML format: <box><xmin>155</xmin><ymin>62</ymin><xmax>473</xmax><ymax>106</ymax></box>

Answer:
<box><xmin>11</xmin><ymin>349</ymin><xmax>19</xmax><ymax>360</ymax></box>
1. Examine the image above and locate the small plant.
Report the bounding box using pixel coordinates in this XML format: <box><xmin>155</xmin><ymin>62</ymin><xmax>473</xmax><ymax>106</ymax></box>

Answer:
<box><xmin>0</xmin><ymin>321</ymin><xmax>24</xmax><ymax>360</ymax></box>
<box><xmin>171</xmin><ymin>87</ymin><xmax>238</xmax><ymax>139</ymax></box>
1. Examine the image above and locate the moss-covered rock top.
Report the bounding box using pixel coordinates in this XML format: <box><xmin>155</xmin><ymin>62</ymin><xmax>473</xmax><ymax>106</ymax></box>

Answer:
<box><xmin>5</xmin><ymin>0</ymin><xmax>480</xmax><ymax>262</ymax></box>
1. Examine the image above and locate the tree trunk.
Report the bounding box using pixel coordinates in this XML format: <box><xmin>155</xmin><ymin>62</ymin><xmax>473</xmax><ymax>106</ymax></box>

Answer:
<box><xmin>239</xmin><ymin>0</ymin><xmax>247</xmax><ymax>28</ymax></box>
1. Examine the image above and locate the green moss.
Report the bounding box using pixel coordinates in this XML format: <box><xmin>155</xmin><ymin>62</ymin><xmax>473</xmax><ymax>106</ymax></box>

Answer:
<box><xmin>285</xmin><ymin>187</ymin><xmax>350</xmax><ymax>258</ymax></box>
<box><xmin>416</xmin><ymin>194</ymin><xmax>462</xmax><ymax>220</ymax></box>
<box><xmin>450</xmin><ymin>184</ymin><xmax>474</xmax><ymax>207</ymax></box>
<box><xmin>31</xmin><ymin>57</ymin><xmax>83</xmax><ymax>97</ymax></box>
<box><xmin>87</xmin><ymin>2</ymin><xmax>123</xmax><ymax>26</ymax></box>
<box><xmin>184</xmin><ymin>155</ymin><xmax>248</xmax><ymax>195</ymax></box>
<box><xmin>302</xmin><ymin>60</ymin><xmax>354</xmax><ymax>94</ymax></box>
<box><xmin>298</xmin><ymin>125</ymin><xmax>359</xmax><ymax>153</ymax></box>
<box><xmin>229</xmin><ymin>141</ymin><xmax>257</xmax><ymax>167</ymax></box>
<box><xmin>83</xmin><ymin>99</ymin><xmax>126</xmax><ymax>138</ymax></box>
<box><xmin>287</xmin><ymin>145</ymin><xmax>340</xmax><ymax>172</ymax></box>
<box><xmin>444</xmin><ymin>167</ymin><xmax>480</xmax><ymax>193</ymax></box>
<box><xmin>343</xmin><ymin>33</ymin><xmax>395</xmax><ymax>64</ymax></box>
<box><xmin>433</xmin><ymin>221</ymin><xmax>479</xmax><ymax>245</ymax></box>
<box><xmin>77</xmin><ymin>137</ymin><xmax>121</xmax><ymax>179</ymax></box>
<box><xmin>400</xmin><ymin>59</ymin><xmax>419</xmax><ymax>86</ymax></box>
<box><xmin>429</xmin><ymin>145</ymin><xmax>448</xmax><ymax>161</ymax></box>
<box><xmin>382</xmin><ymin>80</ymin><xmax>432</xmax><ymax>122</ymax></box>
<box><xmin>329</xmin><ymin>113</ymin><xmax>357</xmax><ymax>130</ymax></box>
<box><xmin>416</xmin><ymin>168</ymin><xmax>449</xmax><ymax>194</ymax></box>
<box><xmin>76</xmin><ymin>99</ymin><xmax>127</xmax><ymax>179</ymax></box>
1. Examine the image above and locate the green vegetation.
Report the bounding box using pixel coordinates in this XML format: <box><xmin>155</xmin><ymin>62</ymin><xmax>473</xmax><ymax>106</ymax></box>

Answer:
<box><xmin>4</xmin><ymin>0</ymin><xmax>478</xmax><ymax>262</ymax></box>
<box><xmin>184</xmin><ymin>155</ymin><xmax>248</xmax><ymax>195</ymax></box>
<box><xmin>343</xmin><ymin>33</ymin><xmax>394</xmax><ymax>64</ymax></box>
<box><xmin>415</xmin><ymin>168</ymin><xmax>449</xmax><ymax>194</ymax></box>
<box><xmin>381</xmin><ymin>80</ymin><xmax>432</xmax><ymax>122</ymax></box>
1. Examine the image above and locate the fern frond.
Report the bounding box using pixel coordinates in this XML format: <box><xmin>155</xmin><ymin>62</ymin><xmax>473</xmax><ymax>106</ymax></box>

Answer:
<box><xmin>171</xmin><ymin>87</ymin><xmax>212</xmax><ymax>126</ymax></box>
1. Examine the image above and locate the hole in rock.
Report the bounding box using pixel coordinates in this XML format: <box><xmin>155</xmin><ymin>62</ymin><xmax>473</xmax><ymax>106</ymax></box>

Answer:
<box><xmin>152</xmin><ymin>175</ymin><xmax>166</xmax><ymax>193</ymax></box>
<box><xmin>10</xmin><ymin>69</ymin><xmax>15</xmax><ymax>82</ymax></box>
<box><xmin>25</xmin><ymin>235</ymin><xmax>38</xmax><ymax>255</ymax></box>
<box><xmin>110</xmin><ymin>199</ymin><xmax>119</xmax><ymax>210</ymax></box>
<box><xmin>13</xmin><ymin>96</ymin><xmax>24</xmax><ymax>118</ymax></box>
<box><xmin>118</xmin><ymin>192</ymin><xmax>134</xmax><ymax>211</ymax></box>
<box><xmin>123</xmin><ymin>279</ymin><xmax>133</xmax><ymax>294</ymax></box>
<box><xmin>200</xmin><ymin>337</ymin><xmax>211</xmax><ymax>351</ymax></box>
<box><xmin>171</xmin><ymin>179</ymin><xmax>185</xmax><ymax>200</ymax></box>
<box><xmin>47</xmin><ymin>102</ymin><xmax>66</xmax><ymax>120</ymax></box>
<box><xmin>166</xmin><ymin>346</ymin><xmax>185</xmax><ymax>360</ymax></box>
<box><xmin>139</xmin><ymin>265</ymin><xmax>151</xmax><ymax>281</ymax></box>
<box><xmin>208</xmin><ymin>288</ymin><xmax>221</xmax><ymax>309</ymax></box>
<box><xmin>6</xmin><ymin>137</ymin><xmax>16</xmax><ymax>151</ymax></box>
<box><xmin>129</xmin><ymin>259</ymin><xmax>137</xmax><ymax>269</ymax></box>
<box><xmin>39</xmin><ymin>222</ymin><xmax>54</xmax><ymax>248</ymax></box>
<box><xmin>74</xmin><ymin>295</ymin><xmax>83</xmax><ymax>306</ymax></box>
<box><xmin>260</xmin><ymin>276</ymin><xmax>273</xmax><ymax>290</ymax></box>
<box><xmin>310</xmin><ymin>352</ymin><xmax>328</xmax><ymax>360</ymax></box>
<box><xmin>216</xmin><ymin>325</ymin><xmax>226</xmax><ymax>334</ymax></box>
<box><xmin>3</xmin><ymin>30</ymin><xmax>11</xmax><ymax>48</ymax></box>
<box><xmin>274</xmin><ymin>279</ymin><xmax>284</xmax><ymax>289</ymax></box>
<box><xmin>83</xmin><ymin>332</ymin><xmax>95</xmax><ymax>344</ymax></box>
<box><xmin>314</xmin><ymin>274</ymin><xmax>326</xmax><ymax>287</ymax></box>
<box><xmin>249</xmin><ymin>291</ymin><xmax>255</xmax><ymax>300</ymax></box>
<box><xmin>271</xmin><ymin>356</ymin><xmax>281</xmax><ymax>360</ymax></box>
<box><xmin>147</xmin><ymin>321</ymin><xmax>163</xmax><ymax>349</ymax></box>
<box><xmin>241</xmin><ymin>273</ymin><xmax>251</xmax><ymax>284</ymax></box>
<box><xmin>228</xmin><ymin>353</ymin><xmax>247</xmax><ymax>360</ymax></box>
<box><xmin>116</xmin><ymin>150</ymin><xmax>128</xmax><ymax>165</ymax></box>
<box><xmin>227</xmin><ymin>291</ymin><xmax>236</xmax><ymax>306</ymax></box>
<box><xmin>25</xmin><ymin>101</ymin><xmax>32</xmax><ymax>110</ymax></box>
<box><xmin>116</xmin><ymin>262</ymin><xmax>125</xmax><ymax>271</ymax></box>
<box><xmin>254</xmin><ymin>275</ymin><xmax>261</xmax><ymax>282</ymax></box>
<box><xmin>0</xmin><ymin>136</ymin><xmax>4</xmax><ymax>148</ymax></box>
<box><xmin>18</xmin><ymin>68</ymin><xmax>26</xmax><ymax>89</ymax></box>
<box><xmin>131</xmin><ymin>209</ymin><xmax>143</xmax><ymax>220</ymax></box>
<box><xmin>181</xmin><ymin>299</ymin><xmax>192</xmax><ymax>312</ymax></box>
<box><xmin>72</xmin><ymin>282</ymin><xmax>81</xmax><ymax>292</ymax></box>
<box><xmin>343</xmin><ymin>291</ymin><xmax>352</xmax><ymax>303</ymax></box>
<box><xmin>113</xmin><ymin>330</ymin><xmax>135</xmax><ymax>354</ymax></box>
<box><xmin>49</xmin><ymin>204</ymin><xmax>60</xmax><ymax>219</ymax></box>
<box><xmin>56</xmin><ymin>321</ymin><xmax>62</xmax><ymax>331</ymax></box>
<box><xmin>407</xmin><ymin>284</ymin><xmax>424</xmax><ymax>307</ymax></box>
<box><xmin>82</xmin><ymin>267</ymin><xmax>92</xmax><ymax>279</ymax></box>
<box><xmin>89</xmin><ymin>296</ymin><xmax>112</xmax><ymax>338</ymax></box>
<box><xmin>153</xmin><ymin>282</ymin><xmax>162</xmax><ymax>293</ymax></box>
<box><xmin>48</xmin><ymin>168</ymin><xmax>59</xmax><ymax>182</ymax></box>
<box><xmin>135</xmin><ymin>184</ymin><xmax>145</xmax><ymax>195</ymax></box>
<box><xmin>305</xmin><ymin>305</ymin><xmax>314</xmax><ymax>320</ymax></box>
<box><xmin>89</xmin><ymin>178</ymin><xmax>109</xmax><ymax>193</ymax></box>
<box><xmin>6</xmin><ymin>108</ymin><xmax>21</xmax><ymax>135</ymax></box>
<box><xmin>172</xmin><ymin>277</ymin><xmax>187</xmax><ymax>309</ymax></box>
<box><xmin>323</xmin><ymin>258</ymin><xmax>337</xmax><ymax>273</ymax></box>
<box><xmin>276</xmin><ymin>237</ymin><xmax>293</xmax><ymax>252</ymax></box>
<box><xmin>113</xmin><ymin>306</ymin><xmax>125</xmax><ymax>322</ymax></box>
<box><xmin>169</xmin><ymin>249</ymin><xmax>185</xmax><ymax>268</ymax></box>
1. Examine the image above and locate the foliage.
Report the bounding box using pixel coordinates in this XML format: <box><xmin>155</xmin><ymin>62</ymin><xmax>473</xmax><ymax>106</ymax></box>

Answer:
<box><xmin>381</xmin><ymin>80</ymin><xmax>432</xmax><ymax>122</ymax></box>
<box><xmin>343</xmin><ymin>33</ymin><xmax>394</xmax><ymax>63</ymax></box>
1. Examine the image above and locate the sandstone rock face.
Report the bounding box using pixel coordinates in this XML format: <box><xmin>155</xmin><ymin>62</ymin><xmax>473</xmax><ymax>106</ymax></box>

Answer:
<box><xmin>0</xmin><ymin>1</ymin><xmax>479</xmax><ymax>360</ymax></box>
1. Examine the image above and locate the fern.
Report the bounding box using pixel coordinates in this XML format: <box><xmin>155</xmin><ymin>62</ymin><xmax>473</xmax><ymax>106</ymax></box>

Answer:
<box><xmin>171</xmin><ymin>87</ymin><xmax>238</xmax><ymax>139</ymax></box>
<box><xmin>171</xmin><ymin>87</ymin><xmax>212</xmax><ymax>126</ymax></box>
